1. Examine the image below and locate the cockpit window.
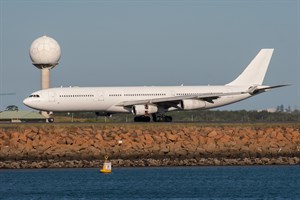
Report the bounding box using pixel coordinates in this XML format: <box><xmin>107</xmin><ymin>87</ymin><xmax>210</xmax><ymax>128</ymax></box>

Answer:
<box><xmin>29</xmin><ymin>94</ymin><xmax>40</xmax><ymax>98</ymax></box>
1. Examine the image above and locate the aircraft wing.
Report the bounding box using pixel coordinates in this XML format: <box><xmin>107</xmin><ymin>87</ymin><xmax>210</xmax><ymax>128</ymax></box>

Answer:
<box><xmin>116</xmin><ymin>91</ymin><xmax>246</xmax><ymax>107</ymax></box>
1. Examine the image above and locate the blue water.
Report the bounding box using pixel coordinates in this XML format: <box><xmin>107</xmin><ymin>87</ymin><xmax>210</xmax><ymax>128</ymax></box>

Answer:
<box><xmin>0</xmin><ymin>166</ymin><xmax>300</xmax><ymax>199</ymax></box>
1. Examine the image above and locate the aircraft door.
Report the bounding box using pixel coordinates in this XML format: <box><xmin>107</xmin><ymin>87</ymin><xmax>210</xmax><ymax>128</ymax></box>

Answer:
<box><xmin>98</xmin><ymin>91</ymin><xmax>104</xmax><ymax>101</ymax></box>
<box><xmin>171</xmin><ymin>90</ymin><xmax>176</xmax><ymax>97</ymax></box>
<box><xmin>48</xmin><ymin>92</ymin><xmax>56</xmax><ymax>102</ymax></box>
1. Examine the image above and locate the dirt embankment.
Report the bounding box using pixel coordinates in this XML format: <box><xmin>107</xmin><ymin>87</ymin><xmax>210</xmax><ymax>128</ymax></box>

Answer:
<box><xmin>0</xmin><ymin>124</ymin><xmax>300</xmax><ymax>168</ymax></box>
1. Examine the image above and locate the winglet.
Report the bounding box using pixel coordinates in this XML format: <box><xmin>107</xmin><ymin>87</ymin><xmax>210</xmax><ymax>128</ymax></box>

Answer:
<box><xmin>227</xmin><ymin>49</ymin><xmax>274</xmax><ymax>86</ymax></box>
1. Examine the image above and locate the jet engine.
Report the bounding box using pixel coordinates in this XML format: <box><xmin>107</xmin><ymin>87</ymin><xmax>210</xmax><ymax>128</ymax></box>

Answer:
<box><xmin>132</xmin><ymin>104</ymin><xmax>158</xmax><ymax>116</ymax></box>
<box><xmin>180</xmin><ymin>99</ymin><xmax>206</xmax><ymax>110</ymax></box>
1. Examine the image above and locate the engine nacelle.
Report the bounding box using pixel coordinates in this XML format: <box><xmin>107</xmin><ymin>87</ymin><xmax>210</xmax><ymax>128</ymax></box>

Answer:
<box><xmin>180</xmin><ymin>99</ymin><xmax>206</xmax><ymax>110</ymax></box>
<box><xmin>132</xmin><ymin>104</ymin><xmax>158</xmax><ymax>116</ymax></box>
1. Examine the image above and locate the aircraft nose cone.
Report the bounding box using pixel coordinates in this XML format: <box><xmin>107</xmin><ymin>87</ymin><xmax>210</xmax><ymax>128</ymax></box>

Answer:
<box><xmin>23</xmin><ymin>98</ymin><xmax>31</xmax><ymax>107</ymax></box>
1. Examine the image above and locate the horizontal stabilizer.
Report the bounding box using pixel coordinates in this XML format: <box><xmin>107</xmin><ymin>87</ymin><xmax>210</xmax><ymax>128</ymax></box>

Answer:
<box><xmin>247</xmin><ymin>84</ymin><xmax>290</xmax><ymax>95</ymax></box>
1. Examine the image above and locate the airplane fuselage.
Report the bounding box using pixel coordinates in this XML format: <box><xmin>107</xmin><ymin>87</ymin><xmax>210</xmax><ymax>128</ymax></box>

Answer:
<box><xmin>24</xmin><ymin>85</ymin><xmax>251</xmax><ymax>114</ymax></box>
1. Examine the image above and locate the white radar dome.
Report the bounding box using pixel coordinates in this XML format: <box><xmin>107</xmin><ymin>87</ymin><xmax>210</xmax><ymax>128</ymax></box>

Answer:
<box><xmin>29</xmin><ymin>35</ymin><xmax>61</xmax><ymax>68</ymax></box>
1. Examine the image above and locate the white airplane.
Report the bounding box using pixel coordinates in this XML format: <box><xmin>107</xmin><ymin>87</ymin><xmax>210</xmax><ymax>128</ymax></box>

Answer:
<box><xmin>23</xmin><ymin>49</ymin><xmax>287</xmax><ymax>122</ymax></box>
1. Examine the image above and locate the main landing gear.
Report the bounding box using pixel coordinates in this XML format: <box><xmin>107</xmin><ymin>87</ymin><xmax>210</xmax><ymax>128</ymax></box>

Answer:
<box><xmin>134</xmin><ymin>114</ymin><xmax>173</xmax><ymax>122</ymax></box>
<box><xmin>134</xmin><ymin>116</ymin><xmax>151</xmax><ymax>122</ymax></box>
<box><xmin>152</xmin><ymin>114</ymin><xmax>173</xmax><ymax>122</ymax></box>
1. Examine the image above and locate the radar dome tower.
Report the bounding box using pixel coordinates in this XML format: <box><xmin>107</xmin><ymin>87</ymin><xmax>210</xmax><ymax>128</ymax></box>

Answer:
<box><xmin>29</xmin><ymin>35</ymin><xmax>61</xmax><ymax>89</ymax></box>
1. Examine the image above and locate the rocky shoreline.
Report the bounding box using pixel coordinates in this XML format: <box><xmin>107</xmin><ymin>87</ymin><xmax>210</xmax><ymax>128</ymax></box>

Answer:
<box><xmin>0</xmin><ymin>124</ymin><xmax>300</xmax><ymax>168</ymax></box>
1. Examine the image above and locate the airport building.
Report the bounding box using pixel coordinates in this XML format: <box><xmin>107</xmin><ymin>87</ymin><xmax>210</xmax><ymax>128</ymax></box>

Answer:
<box><xmin>0</xmin><ymin>110</ymin><xmax>46</xmax><ymax>123</ymax></box>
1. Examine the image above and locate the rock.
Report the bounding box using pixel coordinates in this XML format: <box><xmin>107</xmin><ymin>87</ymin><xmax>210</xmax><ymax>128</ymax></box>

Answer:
<box><xmin>208</xmin><ymin>131</ymin><xmax>218</xmax><ymax>138</ymax></box>
<box><xmin>9</xmin><ymin>138</ymin><xmax>19</xmax><ymax>149</ymax></box>
<box><xmin>144</xmin><ymin>134</ymin><xmax>153</xmax><ymax>144</ymax></box>
<box><xmin>30</xmin><ymin>127</ymin><xmax>39</xmax><ymax>133</ymax></box>
<box><xmin>95</xmin><ymin>133</ymin><xmax>103</xmax><ymax>141</ymax></box>
<box><xmin>166</xmin><ymin>133</ymin><xmax>177</xmax><ymax>142</ymax></box>
<box><xmin>10</xmin><ymin>132</ymin><xmax>19</xmax><ymax>140</ymax></box>
<box><xmin>57</xmin><ymin>137</ymin><xmax>66</xmax><ymax>145</ymax></box>
<box><xmin>160</xmin><ymin>145</ymin><xmax>169</xmax><ymax>154</ymax></box>
<box><xmin>64</xmin><ymin>137</ymin><xmax>73</xmax><ymax>145</ymax></box>
<box><xmin>205</xmin><ymin>142</ymin><xmax>217</xmax><ymax>153</ymax></box>
<box><xmin>276</xmin><ymin>132</ymin><xmax>287</xmax><ymax>141</ymax></box>
<box><xmin>18</xmin><ymin>134</ymin><xmax>27</xmax><ymax>143</ymax></box>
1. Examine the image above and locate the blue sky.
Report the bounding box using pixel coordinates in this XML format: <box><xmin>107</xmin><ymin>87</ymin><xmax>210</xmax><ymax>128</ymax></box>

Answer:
<box><xmin>0</xmin><ymin>0</ymin><xmax>299</xmax><ymax>111</ymax></box>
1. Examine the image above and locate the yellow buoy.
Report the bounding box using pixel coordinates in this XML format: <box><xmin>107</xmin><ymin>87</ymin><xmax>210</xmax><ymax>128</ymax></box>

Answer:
<box><xmin>100</xmin><ymin>155</ymin><xmax>111</xmax><ymax>173</ymax></box>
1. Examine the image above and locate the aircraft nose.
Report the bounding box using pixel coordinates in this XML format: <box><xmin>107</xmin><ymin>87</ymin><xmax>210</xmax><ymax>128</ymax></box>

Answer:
<box><xmin>23</xmin><ymin>98</ymin><xmax>28</xmax><ymax>106</ymax></box>
<box><xmin>23</xmin><ymin>98</ymin><xmax>33</xmax><ymax>108</ymax></box>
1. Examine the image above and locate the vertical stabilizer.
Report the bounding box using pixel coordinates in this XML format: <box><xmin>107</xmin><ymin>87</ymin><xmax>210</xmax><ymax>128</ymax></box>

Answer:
<box><xmin>227</xmin><ymin>49</ymin><xmax>274</xmax><ymax>86</ymax></box>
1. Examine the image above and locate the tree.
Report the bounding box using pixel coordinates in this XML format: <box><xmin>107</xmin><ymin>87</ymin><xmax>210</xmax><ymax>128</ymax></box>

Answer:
<box><xmin>5</xmin><ymin>105</ymin><xmax>19</xmax><ymax>111</ymax></box>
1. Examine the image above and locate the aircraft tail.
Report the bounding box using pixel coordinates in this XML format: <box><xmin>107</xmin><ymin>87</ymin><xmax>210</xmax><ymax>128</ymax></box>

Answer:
<box><xmin>227</xmin><ymin>49</ymin><xmax>274</xmax><ymax>86</ymax></box>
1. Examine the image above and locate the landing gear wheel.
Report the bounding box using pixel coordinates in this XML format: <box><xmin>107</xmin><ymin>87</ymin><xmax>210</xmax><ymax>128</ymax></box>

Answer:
<box><xmin>47</xmin><ymin>118</ymin><xmax>54</xmax><ymax>123</ymax></box>
<box><xmin>152</xmin><ymin>114</ymin><xmax>172</xmax><ymax>122</ymax></box>
<box><xmin>134</xmin><ymin>116</ymin><xmax>151</xmax><ymax>122</ymax></box>
<box><xmin>152</xmin><ymin>114</ymin><xmax>159</xmax><ymax>122</ymax></box>
<box><xmin>165</xmin><ymin>116</ymin><xmax>172</xmax><ymax>122</ymax></box>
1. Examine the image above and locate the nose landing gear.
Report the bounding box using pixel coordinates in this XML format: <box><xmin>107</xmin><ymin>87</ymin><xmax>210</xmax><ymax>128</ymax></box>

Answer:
<box><xmin>47</xmin><ymin>118</ymin><xmax>54</xmax><ymax>123</ymax></box>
